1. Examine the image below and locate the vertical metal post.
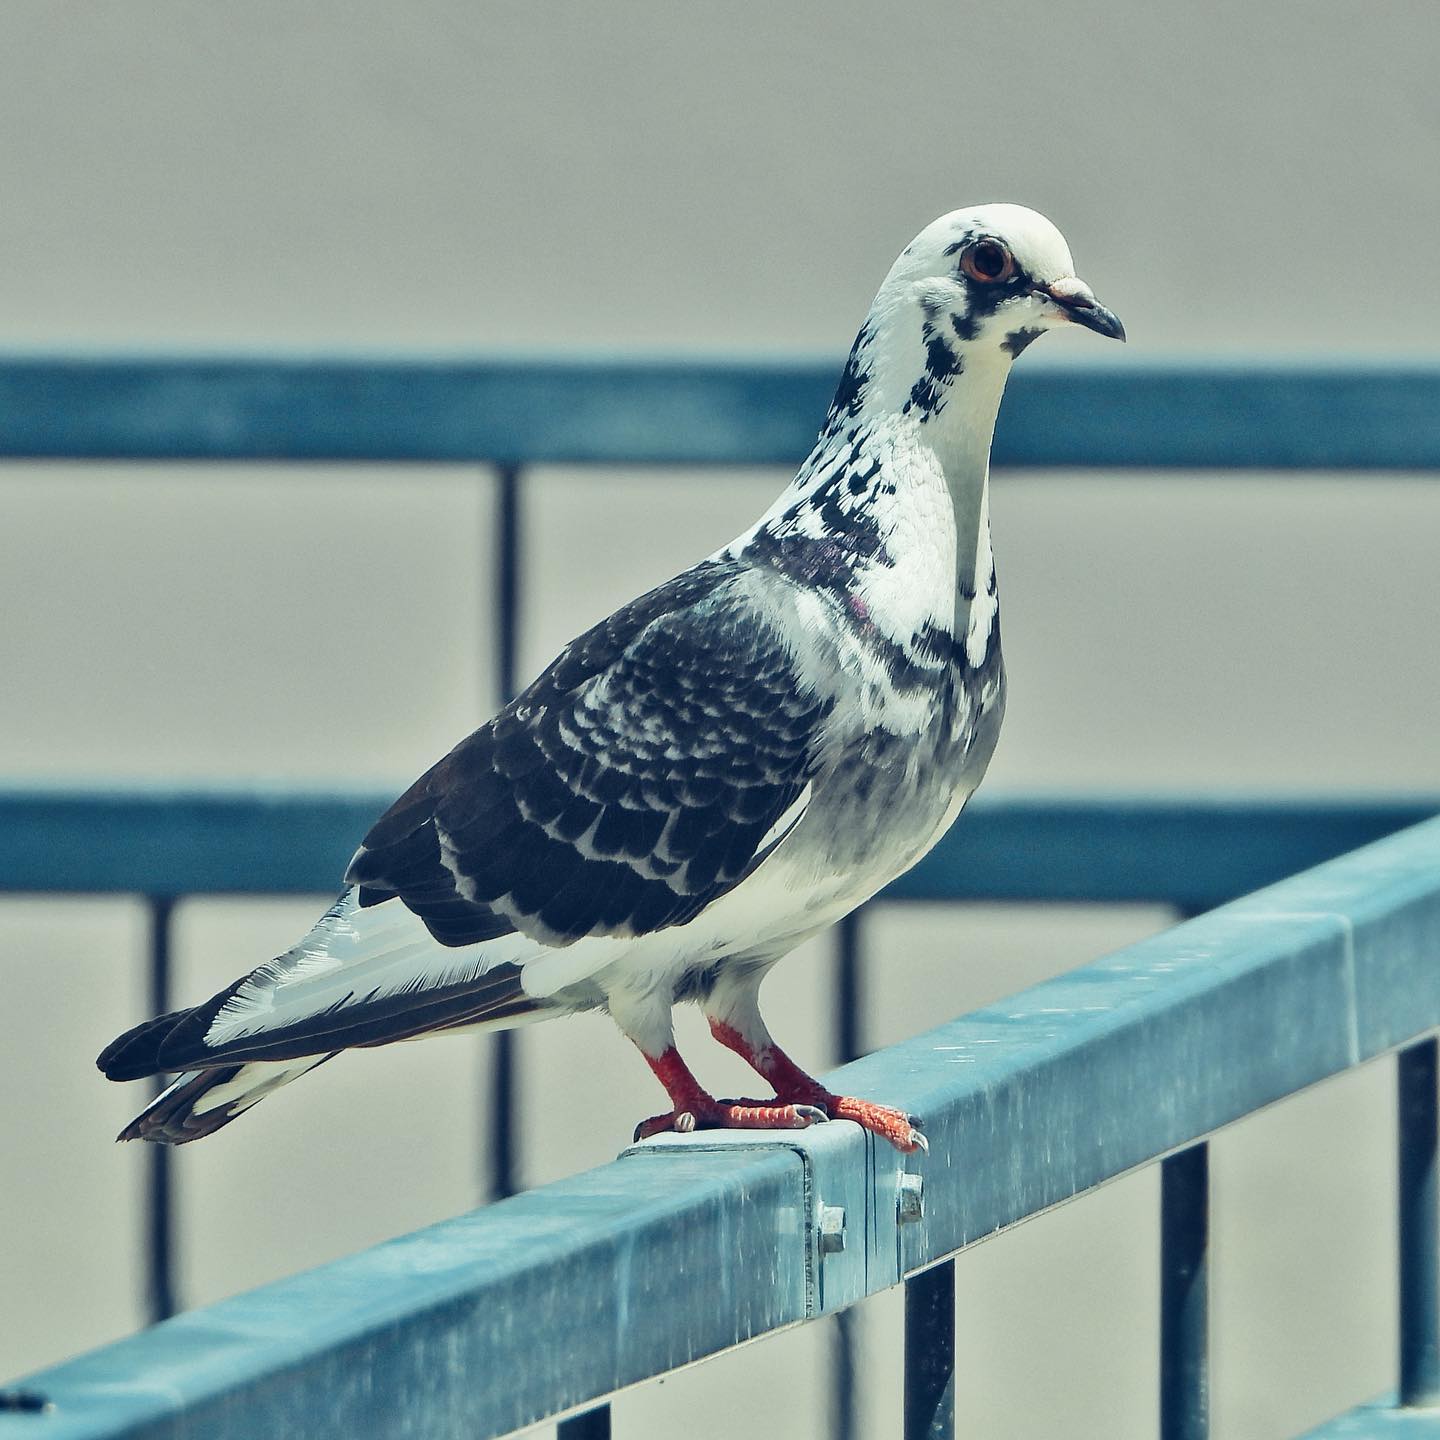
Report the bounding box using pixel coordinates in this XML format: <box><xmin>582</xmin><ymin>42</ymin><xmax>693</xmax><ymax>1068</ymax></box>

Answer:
<box><xmin>558</xmin><ymin>1407</ymin><xmax>612</xmax><ymax>1439</ymax></box>
<box><xmin>832</xmin><ymin>1309</ymin><xmax>858</xmax><ymax>1440</ymax></box>
<box><xmin>831</xmin><ymin>908</ymin><xmax>864</xmax><ymax>1440</ymax></box>
<box><xmin>904</xmin><ymin>1259</ymin><xmax>955</xmax><ymax>1440</ymax></box>
<box><xmin>495</xmin><ymin>465</ymin><xmax>522</xmax><ymax>707</ymax></box>
<box><xmin>1160</xmin><ymin>1142</ymin><xmax>1209</xmax><ymax>1440</ymax></box>
<box><xmin>487</xmin><ymin>464</ymin><xmax>524</xmax><ymax>1203</ymax></box>
<box><xmin>1399</xmin><ymin>1037</ymin><xmax>1440</xmax><ymax>1406</ymax></box>
<box><xmin>835</xmin><ymin>908</ymin><xmax>864</xmax><ymax>1067</ymax></box>
<box><xmin>145</xmin><ymin>895</ymin><xmax>177</xmax><ymax>1323</ymax></box>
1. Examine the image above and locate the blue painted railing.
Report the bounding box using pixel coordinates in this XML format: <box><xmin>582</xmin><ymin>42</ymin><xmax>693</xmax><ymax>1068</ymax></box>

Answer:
<box><xmin>2</xmin><ymin>355</ymin><xmax>1439</xmax><ymax>1438</ymax></box>
<box><xmin>0</xmin><ymin>786</ymin><xmax>1433</xmax><ymax>908</ymax></box>
<box><xmin>3</xmin><ymin>814</ymin><xmax>1439</xmax><ymax>1438</ymax></box>
<box><xmin>2</xmin><ymin>353</ymin><xmax>1439</xmax><ymax>469</ymax></box>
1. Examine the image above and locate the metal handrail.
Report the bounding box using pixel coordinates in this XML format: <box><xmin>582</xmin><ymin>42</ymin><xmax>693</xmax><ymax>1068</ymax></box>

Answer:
<box><xmin>2</xmin><ymin>353</ymin><xmax>1440</xmax><ymax>469</ymax></box>
<box><xmin>0</xmin><ymin>783</ymin><xmax>1434</xmax><ymax>908</ymax></box>
<box><xmin>5</xmin><ymin>354</ymin><xmax>1439</xmax><ymax>1436</ymax></box>
<box><xmin>4</xmin><ymin>815</ymin><xmax>1438</xmax><ymax>1438</ymax></box>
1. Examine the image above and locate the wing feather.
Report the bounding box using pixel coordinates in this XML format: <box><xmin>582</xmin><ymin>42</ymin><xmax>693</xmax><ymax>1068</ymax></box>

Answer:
<box><xmin>346</xmin><ymin>561</ymin><xmax>831</xmax><ymax>948</ymax></box>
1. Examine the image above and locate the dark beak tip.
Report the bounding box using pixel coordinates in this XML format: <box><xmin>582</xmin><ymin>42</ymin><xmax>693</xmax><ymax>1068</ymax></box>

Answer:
<box><xmin>1081</xmin><ymin>304</ymin><xmax>1126</xmax><ymax>344</ymax></box>
<box><xmin>1046</xmin><ymin>284</ymin><xmax>1126</xmax><ymax>343</ymax></box>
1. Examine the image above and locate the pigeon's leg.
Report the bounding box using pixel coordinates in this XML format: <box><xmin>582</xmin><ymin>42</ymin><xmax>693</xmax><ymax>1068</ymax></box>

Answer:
<box><xmin>611</xmin><ymin>987</ymin><xmax>827</xmax><ymax>1141</ymax></box>
<box><xmin>702</xmin><ymin>971</ymin><xmax>927</xmax><ymax>1154</ymax></box>
<box><xmin>629</xmin><ymin>1045</ymin><xmax>829</xmax><ymax>1141</ymax></box>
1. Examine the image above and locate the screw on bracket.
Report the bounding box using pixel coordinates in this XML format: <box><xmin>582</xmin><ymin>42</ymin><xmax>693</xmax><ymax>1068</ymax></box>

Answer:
<box><xmin>897</xmin><ymin>1172</ymin><xmax>925</xmax><ymax>1224</ymax></box>
<box><xmin>817</xmin><ymin>1204</ymin><xmax>847</xmax><ymax>1254</ymax></box>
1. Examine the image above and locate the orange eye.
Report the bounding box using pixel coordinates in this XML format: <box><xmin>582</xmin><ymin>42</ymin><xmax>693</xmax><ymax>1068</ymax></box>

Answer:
<box><xmin>960</xmin><ymin>239</ymin><xmax>1015</xmax><ymax>284</ymax></box>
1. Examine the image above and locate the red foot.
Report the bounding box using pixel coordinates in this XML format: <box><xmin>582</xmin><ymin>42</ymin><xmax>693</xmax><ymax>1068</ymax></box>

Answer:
<box><xmin>633</xmin><ymin>1038</ymin><xmax>927</xmax><ymax>1153</ymax></box>
<box><xmin>708</xmin><ymin>1020</ymin><xmax>928</xmax><ymax>1154</ymax></box>
<box><xmin>808</xmin><ymin>1091</ymin><xmax>926</xmax><ymax>1153</ymax></box>
<box><xmin>633</xmin><ymin>1097</ymin><xmax>829</xmax><ymax>1143</ymax></box>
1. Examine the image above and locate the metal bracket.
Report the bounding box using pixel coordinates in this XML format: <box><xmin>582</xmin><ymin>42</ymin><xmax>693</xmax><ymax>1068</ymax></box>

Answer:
<box><xmin>623</xmin><ymin>1120</ymin><xmax>925</xmax><ymax>1317</ymax></box>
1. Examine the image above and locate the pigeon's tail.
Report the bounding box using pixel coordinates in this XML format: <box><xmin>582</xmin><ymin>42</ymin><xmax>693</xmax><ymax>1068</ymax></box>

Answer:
<box><xmin>116</xmin><ymin>1054</ymin><xmax>336</xmax><ymax>1145</ymax></box>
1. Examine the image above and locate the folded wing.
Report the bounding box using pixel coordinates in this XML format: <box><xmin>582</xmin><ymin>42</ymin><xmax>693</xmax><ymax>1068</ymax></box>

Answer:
<box><xmin>347</xmin><ymin>560</ymin><xmax>832</xmax><ymax>949</ymax></box>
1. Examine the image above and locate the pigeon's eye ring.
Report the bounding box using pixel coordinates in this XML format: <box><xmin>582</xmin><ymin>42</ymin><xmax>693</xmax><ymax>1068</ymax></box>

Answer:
<box><xmin>960</xmin><ymin>240</ymin><xmax>1015</xmax><ymax>285</ymax></box>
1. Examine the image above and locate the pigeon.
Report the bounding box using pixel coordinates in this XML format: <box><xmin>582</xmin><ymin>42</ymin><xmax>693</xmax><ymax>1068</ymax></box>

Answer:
<box><xmin>99</xmin><ymin>204</ymin><xmax>1123</xmax><ymax>1154</ymax></box>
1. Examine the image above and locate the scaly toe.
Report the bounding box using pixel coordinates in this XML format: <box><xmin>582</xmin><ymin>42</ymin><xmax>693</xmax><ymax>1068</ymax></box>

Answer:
<box><xmin>706</xmin><ymin>1099</ymin><xmax>832</xmax><ymax>1131</ymax></box>
<box><xmin>633</xmin><ymin>1110</ymin><xmax>682</xmax><ymax>1142</ymax></box>
<box><xmin>818</xmin><ymin>1094</ymin><xmax>929</xmax><ymax>1153</ymax></box>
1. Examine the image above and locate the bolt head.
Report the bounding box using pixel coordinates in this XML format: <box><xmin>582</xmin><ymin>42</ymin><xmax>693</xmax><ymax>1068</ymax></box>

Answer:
<box><xmin>897</xmin><ymin>1173</ymin><xmax>925</xmax><ymax>1223</ymax></box>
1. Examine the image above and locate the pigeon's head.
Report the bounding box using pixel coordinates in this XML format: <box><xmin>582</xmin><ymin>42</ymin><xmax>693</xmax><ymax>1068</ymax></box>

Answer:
<box><xmin>824</xmin><ymin>205</ymin><xmax>1123</xmax><ymax>439</ymax></box>
<box><xmin>880</xmin><ymin>203</ymin><xmax>1125</xmax><ymax>358</ymax></box>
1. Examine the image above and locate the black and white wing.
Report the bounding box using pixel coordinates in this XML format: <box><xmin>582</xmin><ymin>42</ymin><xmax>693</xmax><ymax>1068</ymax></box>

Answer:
<box><xmin>347</xmin><ymin>560</ymin><xmax>833</xmax><ymax>948</ymax></box>
<box><xmin>99</xmin><ymin>561</ymin><xmax>834</xmax><ymax>1083</ymax></box>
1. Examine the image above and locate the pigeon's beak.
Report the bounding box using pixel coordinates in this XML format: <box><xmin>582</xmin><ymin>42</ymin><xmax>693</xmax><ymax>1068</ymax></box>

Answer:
<box><xmin>1039</xmin><ymin>277</ymin><xmax>1126</xmax><ymax>342</ymax></box>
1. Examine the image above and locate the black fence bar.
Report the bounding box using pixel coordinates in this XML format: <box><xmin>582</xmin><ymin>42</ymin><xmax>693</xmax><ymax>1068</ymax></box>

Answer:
<box><xmin>1160</xmin><ymin>1143</ymin><xmax>1209</xmax><ymax>1440</ymax></box>
<box><xmin>487</xmin><ymin>1032</ymin><xmax>518</xmax><ymax>1202</ymax></box>
<box><xmin>903</xmin><ymin>1260</ymin><xmax>955</xmax><ymax>1440</ymax></box>
<box><xmin>557</xmin><ymin>1405</ymin><xmax>611</xmax><ymax>1439</ymax></box>
<box><xmin>831</xmin><ymin>910</ymin><xmax>864</xmax><ymax>1440</ymax></box>
<box><xmin>494</xmin><ymin>465</ymin><xmax>522</xmax><ymax>703</ymax></box>
<box><xmin>485</xmin><ymin>465</ymin><xmax>524</xmax><ymax>1203</ymax></box>
<box><xmin>144</xmin><ymin>896</ymin><xmax>177</xmax><ymax>1324</ymax></box>
<box><xmin>835</xmin><ymin>909</ymin><xmax>864</xmax><ymax>1068</ymax></box>
<box><xmin>830</xmin><ymin>1310</ymin><xmax>858</xmax><ymax>1440</ymax></box>
<box><xmin>1399</xmin><ymin>1037</ymin><xmax>1440</xmax><ymax>1406</ymax></box>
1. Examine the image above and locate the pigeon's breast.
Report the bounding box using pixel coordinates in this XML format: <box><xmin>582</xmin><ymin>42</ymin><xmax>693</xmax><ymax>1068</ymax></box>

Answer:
<box><xmin>798</xmin><ymin>633</ymin><xmax>1006</xmax><ymax>891</ymax></box>
<box><xmin>574</xmin><ymin>632</ymin><xmax>1004</xmax><ymax>1008</ymax></box>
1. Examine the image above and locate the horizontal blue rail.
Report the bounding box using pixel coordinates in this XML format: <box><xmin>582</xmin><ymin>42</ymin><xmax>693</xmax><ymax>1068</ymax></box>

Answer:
<box><xmin>1</xmin><ymin>355</ymin><xmax>1438</xmax><ymax>469</ymax></box>
<box><xmin>0</xmin><ymin>785</ymin><xmax>1433</xmax><ymax>909</ymax></box>
<box><xmin>5</xmin><ymin>814</ymin><xmax>1439</xmax><ymax>1439</ymax></box>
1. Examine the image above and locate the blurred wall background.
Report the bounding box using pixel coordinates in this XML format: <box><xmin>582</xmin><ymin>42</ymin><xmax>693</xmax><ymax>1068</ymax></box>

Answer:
<box><xmin>1</xmin><ymin>4</ymin><xmax>1437</xmax><ymax>1437</ymax></box>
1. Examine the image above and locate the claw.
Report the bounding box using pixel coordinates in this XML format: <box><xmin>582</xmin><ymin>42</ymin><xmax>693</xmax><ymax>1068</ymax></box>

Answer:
<box><xmin>910</xmin><ymin>1129</ymin><xmax>930</xmax><ymax>1154</ymax></box>
<box><xmin>633</xmin><ymin>1111</ymin><xmax>677</xmax><ymax>1142</ymax></box>
<box><xmin>675</xmin><ymin>1111</ymin><xmax>697</xmax><ymax>1134</ymax></box>
<box><xmin>792</xmin><ymin>1104</ymin><xmax>829</xmax><ymax>1126</ymax></box>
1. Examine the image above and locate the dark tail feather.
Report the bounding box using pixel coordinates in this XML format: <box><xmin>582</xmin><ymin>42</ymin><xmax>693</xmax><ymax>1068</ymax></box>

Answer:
<box><xmin>97</xmin><ymin>1008</ymin><xmax>193</xmax><ymax>1082</ymax></box>
<box><xmin>100</xmin><ymin>968</ymin><xmax>541</xmax><ymax>1079</ymax></box>
<box><xmin>119</xmin><ymin>1065</ymin><xmax>244</xmax><ymax>1143</ymax></box>
<box><xmin>117</xmin><ymin>1055</ymin><xmax>335</xmax><ymax>1144</ymax></box>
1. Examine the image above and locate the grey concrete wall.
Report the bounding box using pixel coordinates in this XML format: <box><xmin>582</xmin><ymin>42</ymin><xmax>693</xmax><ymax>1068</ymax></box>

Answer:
<box><xmin>2</xmin><ymin>3</ymin><xmax>1437</xmax><ymax>1436</ymax></box>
